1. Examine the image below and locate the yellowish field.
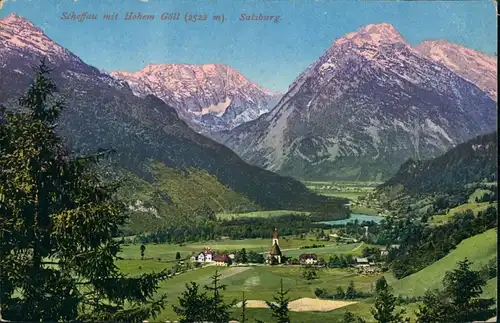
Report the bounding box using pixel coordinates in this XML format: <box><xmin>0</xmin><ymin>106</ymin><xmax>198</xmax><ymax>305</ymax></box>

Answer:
<box><xmin>236</xmin><ymin>298</ymin><xmax>358</xmax><ymax>312</ymax></box>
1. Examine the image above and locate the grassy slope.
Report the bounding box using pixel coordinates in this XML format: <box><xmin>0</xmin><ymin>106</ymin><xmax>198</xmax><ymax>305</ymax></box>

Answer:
<box><xmin>483</xmin><ymin>277</ymin><xmax>498</xmax><ymax>299</ymax></box>
<box><xmin>118</xmin><ymin>240</ymin><xmax>408</xmax><ymax>322</ymax></box>
<box><xmin>121</xmin><ymin>263</ymin><xmax>418</xmax><ymax>322</ymax></box>
<box><xmin>429</xmin><ymin>202</ymin><xmax>493</xmax><ymax>226</ymax></box>
<box><xmin>116</xmin><ymin>161</ymin><xmax>258</xmax><ymax>233</ymax></box>
<box><xmin>387</xmin><ymin>229</ymin><xmax>497</xmax><ymax>297</ymax></box>
<box><xmin>468</xmin><ymin>188</ymin><xmax>494</xmax><ymax>203</ymax></box>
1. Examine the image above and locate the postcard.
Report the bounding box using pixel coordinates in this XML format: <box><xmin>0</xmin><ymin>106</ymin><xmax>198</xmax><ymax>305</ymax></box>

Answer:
<box><xmin>0</xmin><ymin>1</ymin><xmax>497</xmax><ymax>322</ymax></box>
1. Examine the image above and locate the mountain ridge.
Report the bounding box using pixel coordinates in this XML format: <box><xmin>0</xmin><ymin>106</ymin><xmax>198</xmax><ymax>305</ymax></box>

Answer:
<box><xmin>376</xmin><ymin>131</ymin><xmax>497</xmax><ymax>196</ymax></box>
<box><xmin>0</xmin><ymin>14</ymin><xmax>345</xmax><ymax>222</ymax></box>
<box><xmin>220</xmin><ymin>22</ymin><xmax>497</xmax><ymax>181</ymax></box>
<box><xmin>111</xmin><ymin>62</ymin><xmax>283</xmax><ymax>134</ymax></box>
<box><xmin>414</xmin><ymin>39</ymin><xmax>497</xmax><ymax>101</ymax></box>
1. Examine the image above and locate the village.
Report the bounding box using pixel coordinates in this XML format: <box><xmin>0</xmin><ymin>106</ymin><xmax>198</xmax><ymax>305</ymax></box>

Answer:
<box><xmin>189</xmin><ymin>228</ymin><xmax>394</xmax><ymax>275</ymax></box>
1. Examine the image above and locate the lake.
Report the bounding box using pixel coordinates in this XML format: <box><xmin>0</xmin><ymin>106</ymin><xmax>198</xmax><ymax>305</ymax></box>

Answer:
<box><xmin>318</xmin><ymin>213</ymin><xmax>385</xmax><ymax>225</ymax></box>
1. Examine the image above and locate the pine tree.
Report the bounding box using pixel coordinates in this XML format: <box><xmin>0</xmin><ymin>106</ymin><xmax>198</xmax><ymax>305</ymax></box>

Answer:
<box><xmin>240</xmin><ymin>248</ymin><xmax>248</xmax><ymax>263</ymax></box>
<box><xmin>172</xmin><ymin>282</ymin><xmax>209</xmax><ymax>323</ymax></box>
<box><xmin>241</xmin><ymin>291</ymin><xmax>247</xmax><ymax>323</ymax></box>
<box><xmin>140</xmin><ymin>244</ymin><xmax>146</xmax><ymax>259</ymax></box>
<box><xmin>266</xmin><ymin>279</ymin><xmax>290</xmax><ymax>323</ymax></box>
<box><xmin>416</xmin><ymin>258</ymin><xmax>496</xmax><ymax>322</ymax></box>
<box><xmin>336</xmin><ymin>286</ymin><xmax>346</xmax><ymax>299</ymax></box>
<box><xmin>301</xmin><ymin>264</ymin><xmax>318</xmax><ymax>281</ymax></box>
<box><xmin>343</xmin><ymin>311</ymin><xmax>366</xmax><ymax>323</ymax></box>
<box><xmin>343</xmin><ymin>311</ymin><xmax>356</xmax><ymax>323</ymax></box>
<box><xmin>345</xmin><ymin>280</ymin><xmax>356</xmax><ymax>299</ymax></box>
<box><xmin>370</xmin><ymin>277</ymin><xmax>408</xmax><ymax>323</ymax></box>
<box><xmin>204</xmin><ymin>270</ymin><xmax>236</xmax><ymax>323</ymax></box>
<box><xmin>0</xmin><ymin>60</ymin><xmax>168</xmax><ymax>322</ymax></box>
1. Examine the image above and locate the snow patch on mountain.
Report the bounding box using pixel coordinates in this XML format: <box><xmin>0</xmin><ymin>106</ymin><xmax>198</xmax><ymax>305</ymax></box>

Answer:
<box><xmin>111</xmin><ymin>64</ymin><xmax>282</xmax><ymax>133</ymax></box>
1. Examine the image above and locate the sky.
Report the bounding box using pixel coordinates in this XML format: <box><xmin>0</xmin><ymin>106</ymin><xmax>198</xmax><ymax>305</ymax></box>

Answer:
<box><xmin>0</xmin><ymin>0</ymin><xmax>497</xmax><ymax>92</ymax></box>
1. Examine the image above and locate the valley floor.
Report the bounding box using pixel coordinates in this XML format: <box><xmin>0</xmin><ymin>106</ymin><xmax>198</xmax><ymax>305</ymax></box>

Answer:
<box><xmin>116</xmin><ymin>187</ymin><xmax>497</xmax><ymax>322</ymax></box>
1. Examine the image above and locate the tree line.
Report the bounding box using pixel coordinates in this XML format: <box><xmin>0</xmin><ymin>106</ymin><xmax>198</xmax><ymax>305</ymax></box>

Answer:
<box><xmin>0</xmin><ymin>61</ymin><xmax>168</xmax><ymax>322</ymax></box>
<box><xmin>134</xmin><ymin>213</ymin><xmax>336</xmax><ymax>244</ymax></box>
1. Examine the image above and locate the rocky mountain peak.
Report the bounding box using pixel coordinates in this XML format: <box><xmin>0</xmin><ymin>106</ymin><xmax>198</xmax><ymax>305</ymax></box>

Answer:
<box><xmin>2</xmin><ymin>13</ymin><xmax>33</xmax><ymax>26</ymax></box>
<box><xmin>222</xmin><ymin>23</ymin><xmax>496</xmax><ymax>181</ymax></box>
<box><xmin>334</xmin><ymin>22</ymin><xmax>407</xmax><ymax>47</ymax></box>
<box><xmin>0</xmin><ymin>14</ymin><xmax>82</xmax><ymax>65</ymax></box>
<box><xmin>414</xmin><ymin>39</ymin><xmax>497</xmax><ymax>100</ymax></box>
<box><xmin>111</xmin><ymin>63</ymin><xmax>282</xmax><ymax>133</ymax></box>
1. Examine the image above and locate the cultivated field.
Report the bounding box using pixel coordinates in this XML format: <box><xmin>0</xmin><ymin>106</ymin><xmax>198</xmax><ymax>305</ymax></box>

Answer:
<box><xmin>303</xmin><ymin>180</ymin><xmax>385</xmax><ymax>216</ymax></box>
<box><xmin>116</xmin><ymin>239</ymin><xmax>402</xmax><ymax>322</ymax></box>
<box><xmin>118</xmin><ymin>236</ymin><xmax>369</xmax><ymax>262</ymax></box>
<box><xmin>236</xmin><ymin>298</ymin><xmax>358</xmax><ymax>312</ymax></box>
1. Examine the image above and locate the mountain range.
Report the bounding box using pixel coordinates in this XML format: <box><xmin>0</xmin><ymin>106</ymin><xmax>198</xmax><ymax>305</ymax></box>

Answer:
<box><xmin>0</xmin><ymin>13</ymin><xmax>341</xmax><ymax>223</ymax></box>
<box><xmin>219</xmin><ymin>23</ymin><xmax>497</xmax><ymax>181</ymax></box>
<box><xmin>111</xmin><ymin>63</ymin><xmax>282</xmax><ymax>134</ymax></box>
<box><xmin>0</xmin><ymin>13</ymin><xmax>496</xmax><ymax>195</ymax></box>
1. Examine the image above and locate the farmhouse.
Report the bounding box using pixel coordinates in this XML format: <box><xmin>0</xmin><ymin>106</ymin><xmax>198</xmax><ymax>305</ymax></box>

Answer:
<box><xmin>213</xmin><ymin>254</ymin><xmax>231</xmax><ymax>266</ymax></box>
<box><xmin>192</xmin><ymin>247</ymin><xmax>215</xmax><ymax>263</ymax></box>
<box><xmin>299</xmin><ymin>253</ymin><xmax>318</xmax><ymax>265</ymax></box>
<box><xmin>354</xmin><ymin>257</ymin><xmax>370</xmax><ymax>268</ymax></box>
<box><xmin>266</xmin><ymin>228</ymin><xmax>282</xmax><ymax>264</ymax></box>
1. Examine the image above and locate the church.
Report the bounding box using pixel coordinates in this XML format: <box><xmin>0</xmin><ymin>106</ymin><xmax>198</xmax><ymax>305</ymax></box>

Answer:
<box><xmin>266</xmin><ymin>228</ymin><xmax>282</xmax><ymax>265</ymax></box>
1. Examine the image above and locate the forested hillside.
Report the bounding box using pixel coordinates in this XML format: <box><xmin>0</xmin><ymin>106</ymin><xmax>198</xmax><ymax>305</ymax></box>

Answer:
<box><xmin>371</xmin><ymin>132</ymin><xmax>497</xmax><ymax>218</ymax></box>
<box><xmin>377</xmin><ymin>132</ymin><xmax>497</xmax><ymax>195</ymax></box>
<box><xmin>0</xmin><ymin>14</ymin><xmax>348</xmax><ymax>232</ymax></box>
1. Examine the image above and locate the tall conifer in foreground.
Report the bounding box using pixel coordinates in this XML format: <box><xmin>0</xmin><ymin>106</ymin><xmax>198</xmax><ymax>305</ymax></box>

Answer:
<box><xmin>0</xmin><ymin>61</ymin><xmax>168</xmax><ymax>322</ymax></box>
<box><xmin>204</xmin><ymin>270</ymin><xmax>236</xmax><ymax>323</ymax></box>
<box><xmin>266</xmin><ymin>279</ymin><xmax>291</xmax><ymax>323</ymax></box>
<box><xmin>173</xmin><ymin>282</ymin><xmax>208</xmax><ymax>323</ymax></box>
<box><xmin>241</xmin><ymin>291</ymin><xmax>248</xmax><ymax>323</ymax></box>
<box><xmin>370</xmin><ymin>277</ymin><xmax>409</xmax><ymax>323</ymax></box>
<box><xmin>416</xmin><ymin>259</ymin><xmax>496</xmax><ymax>322</ymax></box>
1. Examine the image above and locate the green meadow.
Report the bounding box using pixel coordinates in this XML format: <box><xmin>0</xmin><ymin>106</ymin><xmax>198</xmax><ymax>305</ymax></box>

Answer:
<box><xmin>387</xmin><ymin>229</ymin><xmax>497</xmax><ymax>297</ymax></box>
<box><xmin>118</xmin><ymin>238</ymin><xmax>364</xmax><ymax>262</ymax></box>
<box><xmin>284</xmin><ymin>242</ymin><xmax>371</xmax><ymax>258</ymax></box>
<box><xmin>117</xmin><ymin>262</ymin><xmax>388</xmax><ymax>322</ymax></box>
<box><xmin>115</xmin><ymin>262</ymin><xmax>422</xmax><ymax>322</ymax></box>
<box><xmin>429</xmin><ymin>202</ymin><xmax>494</xmax><ymax>226</ymax></box>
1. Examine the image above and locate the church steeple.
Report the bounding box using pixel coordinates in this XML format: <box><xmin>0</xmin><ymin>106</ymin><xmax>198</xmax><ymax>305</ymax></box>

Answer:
<box><xmin>272</xmin><ymin>228</ymin><xmax>279</xmax><ymax>246</ymax></box>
